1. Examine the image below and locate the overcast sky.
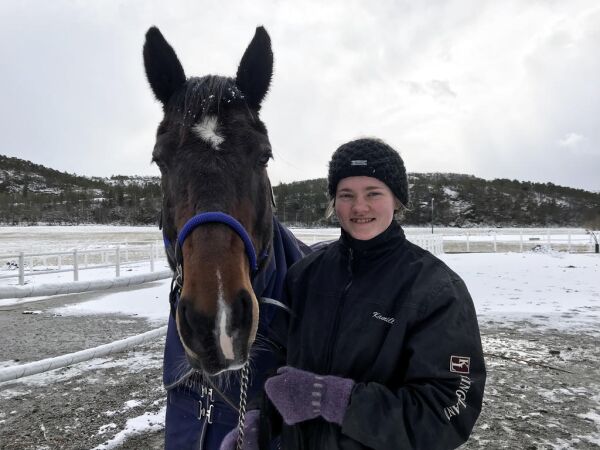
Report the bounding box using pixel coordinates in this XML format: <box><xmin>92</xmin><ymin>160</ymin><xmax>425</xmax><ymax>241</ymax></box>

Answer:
<box><xmin>1</xmin><ymin>0</ymin><xmax>599</xmax><ymax>191</ymax></box>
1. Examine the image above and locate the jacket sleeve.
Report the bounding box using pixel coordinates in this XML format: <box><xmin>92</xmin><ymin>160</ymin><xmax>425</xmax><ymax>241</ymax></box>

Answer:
<box><xmin>341</xmin><ymin>278</ymin><xmax>486</xmax><ymax>450</ymax></box>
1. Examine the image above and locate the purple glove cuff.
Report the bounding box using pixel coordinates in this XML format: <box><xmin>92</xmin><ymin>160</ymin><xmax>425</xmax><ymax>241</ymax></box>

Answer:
<box><xmin>318</xmin><ymin>374</ymin><xmax>355</xmax><ymax>425</ymax></box>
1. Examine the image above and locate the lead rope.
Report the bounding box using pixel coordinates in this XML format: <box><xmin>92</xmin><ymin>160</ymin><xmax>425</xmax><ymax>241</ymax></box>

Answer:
<box><xmin>235</xmin><ymin>362</ymin><xmax>250</xmax><ymax>450</ymax></box>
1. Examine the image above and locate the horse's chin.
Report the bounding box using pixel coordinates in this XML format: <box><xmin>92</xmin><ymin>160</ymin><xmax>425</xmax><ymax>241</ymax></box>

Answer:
<box><xmin>185</xmin><ymin>350</ymin><xmax>247</xmax><ymax>376</ymax></box>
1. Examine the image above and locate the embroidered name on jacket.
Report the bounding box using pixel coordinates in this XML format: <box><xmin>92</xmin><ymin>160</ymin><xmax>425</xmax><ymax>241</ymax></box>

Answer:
<box><xmin>372</xmin><ymin>312</ymin><xmax>395</xmax><ymax>324</ymax></box>
<box><xmin>443</xmin><ymin>375</ymin><xmax>472</xmax><ymax>421</ymax></box>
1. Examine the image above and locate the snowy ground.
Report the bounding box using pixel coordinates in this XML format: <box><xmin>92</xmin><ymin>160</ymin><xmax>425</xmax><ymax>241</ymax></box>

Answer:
<box><xmin>0</xmin><ymin>227</ymin><xmax>599</xmax><ymax>448</ymax></box>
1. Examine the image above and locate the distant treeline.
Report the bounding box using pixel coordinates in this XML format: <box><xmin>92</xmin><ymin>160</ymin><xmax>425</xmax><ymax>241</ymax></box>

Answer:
<box><xmin>1</xmin><ymin>154</ymin><xmax>599</xmax><ymax>228</ymax></box>
<box><xmin>273</xmin><ymin>175</ymin><xmax>600</xmax><ymax>228</ymax></box>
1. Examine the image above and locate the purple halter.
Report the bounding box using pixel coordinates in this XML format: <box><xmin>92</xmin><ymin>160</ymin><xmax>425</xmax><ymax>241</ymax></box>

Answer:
<box><xmin>164</xmin><ymin>211</ymin><xmax>259</xmax><ymax>273</ymax></box>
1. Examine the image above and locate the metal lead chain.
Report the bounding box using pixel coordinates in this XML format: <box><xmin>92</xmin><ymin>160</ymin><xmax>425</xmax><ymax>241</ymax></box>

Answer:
<box><xmin>236</xmin><ymin>362</ymin><xmax>250</xmax><ymax>450</ymax></box>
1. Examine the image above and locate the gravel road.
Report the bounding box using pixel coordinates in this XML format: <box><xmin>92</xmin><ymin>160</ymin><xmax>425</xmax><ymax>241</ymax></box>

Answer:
<box><xmin>1</xmin><ymin>288</ymin><xmax>599</xmax><ymax>449</ymax></box>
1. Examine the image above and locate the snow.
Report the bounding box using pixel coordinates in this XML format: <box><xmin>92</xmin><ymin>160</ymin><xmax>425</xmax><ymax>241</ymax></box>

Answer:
<box><xmin>440</xmin><ymin>252</ymin><xmax>600</xmax><ymax>333</ymax></box>
<box><xmin>50</xmin><ymin>279</ymin><xmax>171</xmax><ymax>324</ymax></box>
<box><xmin>92</xmin><ymin>407</ymin><xmax>166</xmax><ymax>450</ymax></box>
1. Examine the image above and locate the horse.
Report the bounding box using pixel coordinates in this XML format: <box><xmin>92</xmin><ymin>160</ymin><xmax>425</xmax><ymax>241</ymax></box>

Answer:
<box><xmin>143</xmin><ymin>26</ymin><xmax>308</xmax><ymax>449</ymax></box>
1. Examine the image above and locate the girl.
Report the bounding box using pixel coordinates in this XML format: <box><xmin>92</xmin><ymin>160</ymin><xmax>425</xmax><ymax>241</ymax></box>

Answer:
<box><xmin>223</xmin><ymin>138</ymin><xmax>486</xmax><ymax>450</ymax></box>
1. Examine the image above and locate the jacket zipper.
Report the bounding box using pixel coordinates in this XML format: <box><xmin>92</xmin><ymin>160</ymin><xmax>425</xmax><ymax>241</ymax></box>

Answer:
<box><xmin>324</xmin><ymin>247</ymin><xmax>354</xmax><ymax>373</ymax></box>
<box><xmin>316</xmin><ymin>248</ymin><xmax>354</xmax><ymax>448</ymax></box>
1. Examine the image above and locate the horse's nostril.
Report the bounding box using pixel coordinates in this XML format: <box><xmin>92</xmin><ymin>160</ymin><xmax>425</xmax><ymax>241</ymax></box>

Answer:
<box><xmin>230</xmin><ymin>290</ymin><xmax>253</xmax><ymax>331</ymax></box>
<box><xmin>178</xmin><ymin>300</ymin><xmax>210</xmax><ymax>334</ymax></box>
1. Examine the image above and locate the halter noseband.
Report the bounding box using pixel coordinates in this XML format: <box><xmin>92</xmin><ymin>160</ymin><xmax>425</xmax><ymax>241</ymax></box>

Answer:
<box><xmin>163</xmin><ymin>211</ymin><xmax>268</xmax><ymax>317</ymax></box>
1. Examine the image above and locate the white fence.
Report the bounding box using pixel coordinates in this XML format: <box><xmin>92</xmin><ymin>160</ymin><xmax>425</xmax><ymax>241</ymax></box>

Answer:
<box><xmin>290</xmin><ymin>228</ymin><xmax>599</xmax><ymax>254</ymax></box>
<box><xmin>0</xmin><ymin>241</ymin><xmax>166</xmax><ymax>286</ymax></box>
<box><xmin>407</xmin><ymin>235</ymin><xmax>444</xmax><ymax>255</ymax></box>
<box><xmin>438</xmin><ymin>230</ymin><xmax>599</xmax><ymax>253</ymax></box>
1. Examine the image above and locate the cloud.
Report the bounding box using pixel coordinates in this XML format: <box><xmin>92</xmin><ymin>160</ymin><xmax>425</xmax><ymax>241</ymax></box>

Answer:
<box><xmin>558</xmin><ymin>133</ymin><xmax>585</xmax><ymax>148</ymax></box>
<box><xmin>0</xmin><ymin>0</ymin><xmax>599</xmax><ymax>191</ymax></box>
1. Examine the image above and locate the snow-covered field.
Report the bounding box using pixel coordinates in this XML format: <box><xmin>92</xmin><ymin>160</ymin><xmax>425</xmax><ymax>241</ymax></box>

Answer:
<box><xmin>0</xmin><ymin>226</ymin><xmax>599</xmax><ymax>448</ymax></box>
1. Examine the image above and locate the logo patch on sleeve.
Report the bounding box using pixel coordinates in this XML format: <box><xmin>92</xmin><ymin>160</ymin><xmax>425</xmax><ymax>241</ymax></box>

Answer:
<box><xmin>450</xmin><ymin>356</ymin><xmax>470</xmax><ymax>374</ymax></box>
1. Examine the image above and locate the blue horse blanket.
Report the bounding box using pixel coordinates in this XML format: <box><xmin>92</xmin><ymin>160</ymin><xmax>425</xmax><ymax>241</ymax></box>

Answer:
<box><xmin>163</xmin><ymin>218</ymin><xmax>308</xmax><ymax>449</ymax></box>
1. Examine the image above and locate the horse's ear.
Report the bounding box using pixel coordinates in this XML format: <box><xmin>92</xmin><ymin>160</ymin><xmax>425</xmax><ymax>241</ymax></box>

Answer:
<box><xmin>143</xmin><ymin>26</ymin><xmax>186</xmax><ymax>106</ymax></box>
<box><xmin>236</xmin><ymin>26</ymin><xmax>273</xmax><ymax>111</ymax></box>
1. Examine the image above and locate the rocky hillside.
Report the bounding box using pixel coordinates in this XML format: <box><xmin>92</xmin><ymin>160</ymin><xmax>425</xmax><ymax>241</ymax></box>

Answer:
<box><xmin>1</xmin><ymin>154</ymin><xmax>599</xmax><ymax>227</ymax></box>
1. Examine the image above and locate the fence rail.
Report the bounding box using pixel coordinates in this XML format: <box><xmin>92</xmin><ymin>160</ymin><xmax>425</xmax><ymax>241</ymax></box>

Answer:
<box><xmin>0</xmin><ymin>326</ymin><xmax>167</xmax><ymax>383</ymax></box>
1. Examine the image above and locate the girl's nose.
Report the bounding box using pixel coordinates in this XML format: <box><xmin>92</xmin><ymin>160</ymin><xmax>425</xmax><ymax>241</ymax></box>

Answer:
<box><xmin>351</xmin><ymin>196</ymin><xmax>369</xmax><ymax>213</ymax></box>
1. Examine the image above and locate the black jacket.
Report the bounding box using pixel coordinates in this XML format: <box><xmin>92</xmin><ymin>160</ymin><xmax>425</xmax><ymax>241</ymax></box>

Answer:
<box><xmin>272</xmin><ymin>222</ymin><xmax>486</xmax><ymax>449</ymax></box>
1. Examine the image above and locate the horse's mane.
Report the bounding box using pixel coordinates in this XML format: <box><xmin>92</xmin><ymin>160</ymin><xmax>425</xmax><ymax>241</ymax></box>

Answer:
<box><xmin>167</xmin><ymin>76</ymin><xmax>247</xmax><ymax>127</ymax></box>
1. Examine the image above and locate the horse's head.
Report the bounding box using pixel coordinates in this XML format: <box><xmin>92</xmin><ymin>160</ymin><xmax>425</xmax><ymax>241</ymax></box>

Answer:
<box><xmin>143</xmin><ymin>26</ymin><xmax>274</xmax><ymax>375</ymax></box>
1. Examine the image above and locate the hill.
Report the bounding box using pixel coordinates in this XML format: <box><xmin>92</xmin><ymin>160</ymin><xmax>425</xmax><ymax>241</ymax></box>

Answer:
<box><xmin>0</xmin><ymin>155</ymin><xmax>161</xmax><ymax>225</ymax></box>
<box><xmin>1</xmin><ymin>154</ymin><xmax>599</xmax><ymax>227</ymax></box>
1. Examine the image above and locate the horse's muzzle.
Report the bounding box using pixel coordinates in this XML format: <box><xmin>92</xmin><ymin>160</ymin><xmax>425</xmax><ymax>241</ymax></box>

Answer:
<box><xmin>176</xmin><ymin>290</ymin><xmax>257</xmax><ymax>375</ymax></box>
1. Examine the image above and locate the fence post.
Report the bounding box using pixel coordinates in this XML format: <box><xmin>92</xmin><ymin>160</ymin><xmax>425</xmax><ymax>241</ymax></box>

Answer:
<box><xmin>466</xmin><ymin>232</ymin><xmax>470</xmax><ymax>252</ymax></box>
<box><xmin>519</xmin><ymin>231</ymin><xmax>523</xmax><ymax>253</ymax></box>
<box><xmin>547</xmin><ymin>230</ymin><xmax>551</xmax><ymax>249</ymax></box>
<box><xmin>568</xmin><ymin>233</ymin><xmax>571</xmax><ymax>253</ymax></box>
<box><xmin>150</xmin><ymin>243</ymin><xmax>155</xmax><ymax>273</ymax></box>
<box><xmin>18</xmin><ymin>252</ymin><xmax>24</xmax><ymax>286</ymax></box>
<box><xmin>58</xmin><ymin>255</ymin><xmax>62</xmax><ymax>270</ymax></box>
<box><xmin>73</xmin><ymin>250</ymin><xmax>79</xmax><ymax>281</ymax></box>
<box><xmin>125</xmin><ymin>241</ymin><xmax>129</xmax><ymax>262</ymax></box>
<box><xmin>493</xmin><ymin>233</ymin><xmax>497</xmax><ymax>253</ymax></box>
<box><xmin>116</xmin><ymin>246</ymin><xmax>120</xmax><ymax>277</ymax></box>
<box><xmin>84</xmin><ymin>252</ymin><xmax>88</xmax><ymax>268</ymax></box>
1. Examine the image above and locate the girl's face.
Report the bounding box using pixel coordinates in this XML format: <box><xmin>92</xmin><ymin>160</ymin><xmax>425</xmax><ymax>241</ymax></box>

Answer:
<box><xmin>334</xmin><ymin>176</ymin><xmax>398</xmax><ymax>241</ymax></box>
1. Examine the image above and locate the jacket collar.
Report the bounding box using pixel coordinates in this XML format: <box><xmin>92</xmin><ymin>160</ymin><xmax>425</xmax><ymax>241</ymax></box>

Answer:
<box><xmin>339</xmin><ymin>220</ymin><xmax>406</xmax><ymax>257</ymax></box>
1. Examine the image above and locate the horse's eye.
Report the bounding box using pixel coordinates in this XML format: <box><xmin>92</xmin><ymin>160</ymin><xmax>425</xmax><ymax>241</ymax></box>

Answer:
<box><xmin>258</xmin><ymin>152</ymin><xmax>271</xmax><ymax>167</ymax></box>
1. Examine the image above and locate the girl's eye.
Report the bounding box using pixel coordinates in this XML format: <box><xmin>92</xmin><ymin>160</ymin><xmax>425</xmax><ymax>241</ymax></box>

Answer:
<box><xmin>368</xmin><ymin>192</ymin><xmax>382</xmax><ymax>197</ymax></box>
<box><xmin>337</xmin><ymin>193</ymin><xmax>353</xmax><ymax>200</ymax></box>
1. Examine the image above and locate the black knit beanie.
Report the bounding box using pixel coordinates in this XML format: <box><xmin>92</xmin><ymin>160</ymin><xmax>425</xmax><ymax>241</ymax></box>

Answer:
<box><xmin>327</xmin><ymin>138</ymin><xmax>409</xmax><ymax>206</ymax></box>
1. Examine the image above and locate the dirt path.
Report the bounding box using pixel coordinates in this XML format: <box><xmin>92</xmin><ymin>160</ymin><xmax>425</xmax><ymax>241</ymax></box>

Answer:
<box><xmin>1</xmin><ymin>292</ymin><xmax>599</xmax><ymax>449</ymax></box>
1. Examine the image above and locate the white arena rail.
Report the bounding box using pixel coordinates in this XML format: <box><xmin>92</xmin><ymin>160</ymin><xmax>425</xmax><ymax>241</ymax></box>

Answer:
<box><xmin>0</xmin><ymin>326</ymin><xmax>168</xmax><ymax>383</ymax></box>
<box><xmin>0</xmin><ymin>270</ymin><xmax>172</xmax><ymax>300</ymax></box>
<box><xmin>408</xmin><ymin>235</ymin><xmax>444</xmax><ymax>255</ymax></box>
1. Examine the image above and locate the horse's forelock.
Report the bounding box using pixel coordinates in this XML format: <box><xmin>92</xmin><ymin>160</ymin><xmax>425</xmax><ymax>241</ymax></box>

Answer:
<box><xmin>166</xmin><ymin>76</ymin><xmax>247</xmax><ymax>128</ymax></box>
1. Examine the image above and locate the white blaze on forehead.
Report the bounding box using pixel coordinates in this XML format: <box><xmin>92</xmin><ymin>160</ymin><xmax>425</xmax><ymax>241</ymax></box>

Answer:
<box><xmin>192</xmin><ymin>116</ymin><xmax>225</xmax><ymax>150</ymax></box>
<box><xmin>216</xmin><ymin>269</ymin><xmax>235</xmax><ymax>361</ymax></box>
